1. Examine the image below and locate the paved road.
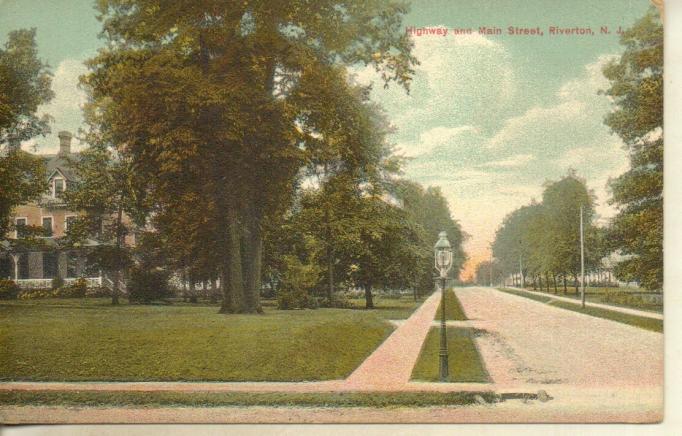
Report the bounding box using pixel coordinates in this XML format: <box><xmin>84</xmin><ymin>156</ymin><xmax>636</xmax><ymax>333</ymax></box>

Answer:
<box><xmin>454</xmin><ymin>287</ymin><xmax>663</xmax><ymax>389</ymax></box>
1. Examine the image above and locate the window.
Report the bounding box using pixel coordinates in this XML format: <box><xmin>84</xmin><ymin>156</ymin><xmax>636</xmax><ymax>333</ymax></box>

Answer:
<box><xmin>42</xmin><ymin>252</ymin><xmax>58</xmax><ymax>279</ymax></box>
<box><xmin>42</xmin><ymin>217</ymin><xmax>53</xmax><ymax>237</ymax></box>
<box><xmin>65</xmin><ymin>215</ymin><xmax>77</xmax><ymax>231</ymax></box>
<box><xmin>14</xmin><ymin>217</ymin><xmax>27</xmax><ymax>238</ymax></box>
<box><xmin>18</xmin><ymin>254</ymin><xmax>29</xmax><ymax>280</ymax></box>
<box><xmin>66</xmin><ymin>252</ymin><xmax>78</xmax><ymax>278</ymax></box>
<box><xmin>52</xmin><ymin>177</ymin><xmax>65</xmax><ymax>198</ymax></box>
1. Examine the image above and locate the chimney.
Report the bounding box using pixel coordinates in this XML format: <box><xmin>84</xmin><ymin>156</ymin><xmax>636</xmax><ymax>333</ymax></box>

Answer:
<box><xmin>58</xmin><ymin>131</ymin><xmax>72</xmax><ymax>155</ymax></box>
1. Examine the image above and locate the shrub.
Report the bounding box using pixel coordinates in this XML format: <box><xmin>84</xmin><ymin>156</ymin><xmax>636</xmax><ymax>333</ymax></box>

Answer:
<box><xmin>85</xmin><ymin>287</ymin><xmax>111</xmax><ymax>298</ymax></box>
<box><xmin>51</xmin><ymin>276</ymin><xmax>64</xmax><ymax>290</ymax></box>
<box><xmin>0</xmin><ymin>279</ymin><xmax>20</xmax><ymax>300</ymax></box>
<box><xmin>54</xmin><ymin>278</ymin><xmax>87</xmax><ymax>298</ymax></box>
<box><xmin>128</xmin><ymin>267</ymin><xmax>171</xmax><ymax>303</ymax></box>
<box><xmin>18</xmin><ymin>289</ymin><xmax>56</xmax><ymax>299</ymax></box>
<box><xmin>276</xmin><ymin>255</ymin><xmax>319</xmax><ymax>310</ymax></box>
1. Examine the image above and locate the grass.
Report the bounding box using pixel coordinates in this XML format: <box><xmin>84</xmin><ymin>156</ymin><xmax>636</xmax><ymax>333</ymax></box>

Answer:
<box><xmin>0</xmin><ymin>390</ymin><xmax>499</xmax><ymax>408</ymax></box>
<box><xmin>411</xmin><ymin>327</ymin><xmax>489</xmax><ymax>383</ymax></box>
<box><xmin>522</xmin><ymin>286</ymin><xmax>663</xmax><ymax>313</ymax></box>
<box><xmin>434</xmin><ymin>289</ymin><xmax>467</xmax><ymax>321</ymax></box>
<box><xmin>345</xmin><ymin>295</ymin><xmax>426</xmax><ymax>320</ymax></box>
<box><xmin>0</xmin><ymin>298</ymin><xmax>396</xmax><ymax>382</ymax></box>
<box><xmin>497</xmin><ymin>288</ymin><xmax>663</xmax><ymax>333</ymax></box>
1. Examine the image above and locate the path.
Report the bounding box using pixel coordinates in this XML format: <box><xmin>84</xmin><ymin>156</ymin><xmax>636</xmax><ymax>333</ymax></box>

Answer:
<box><xmin>506</xmin><ymin>286</ymin><xmax>663</xmax><ymax>319</ymax></box>
<box><xmin>344</xmin><ymin>290</ymin><xmax>441</xmax><ymax>388</ymax></box>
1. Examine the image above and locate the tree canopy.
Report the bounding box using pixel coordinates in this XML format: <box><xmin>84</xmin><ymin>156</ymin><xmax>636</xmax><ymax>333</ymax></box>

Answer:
<box><xmin>0</xmin><ymin>28</ymin><xmax>53</xmax><ymax>239</ymax></box>
<box><xmin>84</xmin><ymin>0</ymin><xmax>418</xmax><ymax>312</ymax></box>
<box><xmin>492</xmin><ymin>172</ymin><xmax>604</xmax><ymax>292</ymax></box>
<box><xmin>602</xmin><ymin>7</ymin><xmax>663</xmax><ymax>291</ymax></box>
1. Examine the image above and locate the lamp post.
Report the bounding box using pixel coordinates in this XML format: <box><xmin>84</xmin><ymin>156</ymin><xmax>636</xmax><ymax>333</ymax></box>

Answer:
<box><xmin>434</xmin><ymin>231</ymin><xmax>453</xmax><ymax>382</ymax></box>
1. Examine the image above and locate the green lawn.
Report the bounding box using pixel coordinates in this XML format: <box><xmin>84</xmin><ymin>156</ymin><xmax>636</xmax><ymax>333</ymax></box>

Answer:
<box><xmin>434</xmin><ymin>289</ymin><xmax>467</xmax><ymax>321</ymax></box>
<box><xmin>411</xmin><ymin>327</ymin><xmax>489</xmax><ymax>383</ymax></box>
<box><xmin>346</xmin><ymin>295</ymin><xmax>426</xmax><ymax>320</ymax></box>
<box><xmin>0</xmin><ymin>298</ymin><xmax>396</xmax><ymax>381</ymax></box>
<box><xmin>518</xmin><ymin>286</ymin><xmax>662</xmax><ymax>313</ymax></box>
<box><xmin>497</xmin><ymin>288</ymin><xmax>663</xmax><ymax>333</ymax></box>
<box><xmin>0</xmin><ymin>390</ymin><xmax>499</xmax><ymax>408</ymax></box>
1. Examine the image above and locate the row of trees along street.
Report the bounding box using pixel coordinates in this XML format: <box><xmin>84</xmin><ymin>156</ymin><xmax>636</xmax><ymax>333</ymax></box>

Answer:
<box><xmin>1</xmin><ymin>1</ymin><xmax>467</xmax><ymax>312</ymax></box>
<box><xmin>484</xmin><ymin>8</ymin><xmax>663</xmax><ymax>293</ymax></box>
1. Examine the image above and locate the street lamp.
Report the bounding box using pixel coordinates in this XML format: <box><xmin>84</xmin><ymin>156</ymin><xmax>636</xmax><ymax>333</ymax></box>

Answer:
<box><xmin>434</xmin><ymin>231</ymin><xmax>453</xmax><ymax>382</ymax></box>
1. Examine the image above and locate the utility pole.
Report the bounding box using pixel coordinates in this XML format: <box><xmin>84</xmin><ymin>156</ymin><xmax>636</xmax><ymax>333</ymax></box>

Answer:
<box><xmin>519</xmin><ymin>255</ymin><xmax>524</xmax><ymax>288</ymax></box>
<box><xmin>489</xmin><ymin>248</ymin><xmax>493</xmax><ymax>287</ymax></box>
<box><xmin>580</xmin><ymin>204</ymin><xmax>586</xmax><ymax>308</ymax></box>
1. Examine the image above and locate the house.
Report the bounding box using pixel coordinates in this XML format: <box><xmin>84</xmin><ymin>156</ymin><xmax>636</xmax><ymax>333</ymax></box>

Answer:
<box><xmin>1</xmin><ymin>131</ymin><xmax>109</xmax><ymax>288</ymax></box>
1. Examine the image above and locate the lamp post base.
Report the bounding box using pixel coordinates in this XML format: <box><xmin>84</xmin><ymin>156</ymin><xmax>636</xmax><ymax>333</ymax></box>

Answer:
<box><xmin>439</xmin><ymin>350</ymin><xmax>449</xmax><ymax>381</ymax></box>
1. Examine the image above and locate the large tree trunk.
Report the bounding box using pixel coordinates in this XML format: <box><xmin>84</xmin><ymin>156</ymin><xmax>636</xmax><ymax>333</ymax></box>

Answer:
<box><xmin>219</xmin><ymin>208</ymin><xmax>244</xmax><ymax>313</ymax></box>
<box><xmin>563</xmin><ymin>275</ymin><xmax>567</xmax><ymax>294</ymax></box>
<box><xmin>242</xmin><ymin>215</ymin><xmax>263</xmax><ymax>314</ymax></box>
<box><xmin>364</xmin><ymin>282</ymin><xmax>374</xmax><ymax>309</ymax></box>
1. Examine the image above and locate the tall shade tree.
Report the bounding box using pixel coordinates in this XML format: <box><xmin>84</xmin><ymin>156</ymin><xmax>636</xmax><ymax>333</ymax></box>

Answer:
<box><xmin>602</xmin><ymin>7</ymin><xmax>663</xmax><ymax>291</ymax></box>
<box><xmin>62</xmin><ymin>145</ymin><xmax>143</xmax><ymax>304</ymax></box>
<box><xmin>0</xmin><ymin>28</ymin><xmax>53</xmax><ymax>238</ymax></box>
<box><xmin>85</xmin><ymin>0</ymin><xmax>416</xmax><ymax>313</ymax></box>
<box><xmin>394</xmin><ymin>181</ymin><xmax>466</xmax><ymax>290</ymax></box>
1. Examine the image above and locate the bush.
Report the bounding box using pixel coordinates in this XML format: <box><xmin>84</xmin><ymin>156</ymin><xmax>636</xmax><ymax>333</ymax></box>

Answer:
<box><xmin>54</xmin><ymin>278</ymin><xmax>87</xmax><ymax>298</ymax></box>
<box><xmin>0</xmin><ymin>279</ymin><xmax>20</xmax><ymax>300</ymax></box>
<box><xmin>128</xmin><ymin>267</ymin><xmax>171</xmax><ymax>303</ymax></box>
<box><xmin>276</xmin><ymin>255</ymin><xmax>319</xmax><ymax>310</ymax></box>
<box><xmin>51</xmin><ymin>276</ymin><xmax>64</xmax><ymax>290</ymax></box>
<box><xmin>18</xmin><ymin>289</ymin><xmax>56</xmax><ymax>299</ymax></box>
<box><xmin>85</xmin><ymin>287</ymin><xmax>111</xmax><ymax>298</ymax></box>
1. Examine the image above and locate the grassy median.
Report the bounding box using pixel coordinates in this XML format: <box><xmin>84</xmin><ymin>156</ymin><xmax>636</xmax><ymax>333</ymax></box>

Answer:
<box><xmin>434</xmin><ymin>289</ymin><xmax>467</xmax><ymax>321</ymax></box>
<box><xmin>0</xmin><ymin>390</ymin><xmax>500</xmax><ymax>408</ymax></box>
<box><xmin>0</xmin><ymin>298</ymin><xmax>402</xmax><ymax>382</ymax></box>
<box><xmin>411</xmin><ymin>327</ymin><xmax>489</xmax><ymax>383</ymax></box>
<box><xmin>497</xmin><ymin>288</ymin><xmax>662</xmax><ymax>333</ymax></box>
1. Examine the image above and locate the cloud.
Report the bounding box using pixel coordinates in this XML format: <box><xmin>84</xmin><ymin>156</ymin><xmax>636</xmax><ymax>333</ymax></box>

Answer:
<box><xmin>478</xmin><ymin>154</ymin><xmax>535</xmax><ymax>169</ymax></box>
<box><xmin>396</xmin><ymin>125</ymin><xmax>479</xmax><ymax>157</ymax></box>
<box><xmin>23</xmin><ymin>58</ymin><xmax>87</xmax><ymax>154</ymax></box>
<box><xmin>353</xmin><ymin>31</ymin><xmax>517</xmax><ymax>141</ymax></box>
<box><xmin>366</xmin><ymin>50</ymin><xmax>629</xmax><ymax>276</ymax></box>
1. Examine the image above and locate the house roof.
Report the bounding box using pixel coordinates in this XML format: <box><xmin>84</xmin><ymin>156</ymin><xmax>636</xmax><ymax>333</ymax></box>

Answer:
<box><xmin>42</xmin><ymin>152</ymin><xmax>81</xmax><ymax>182</ymax></box>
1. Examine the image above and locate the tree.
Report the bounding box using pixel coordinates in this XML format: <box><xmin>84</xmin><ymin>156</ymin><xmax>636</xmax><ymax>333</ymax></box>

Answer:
<box><xmin>474</xmin><ymin>259</ymin><xmax>504</xmax><ymax>287</ymax></box>
<box><xmin>540</xmin><ymin>172</ymin><xmax>599</xmax><ymax>293</ymax></box>
<box><xmin>85</xmin><ymin>0</ymin><xmax>416</xmax><ymax>314</ymax></box>
<box><xmin>491</xmin><ymin>172</ymin><xmax>601</xmax><ymax>294</ymax></box>
<box><xmin>394</xmin><ymin>181</ymin><xmax>466</xmax><ymax>292</ymax></box>
<box><xmin>0</xmin><ymin>28</ymin><xmax>53</xmax><ymax>237</ymax></box>
<box><xmin>62</xmin><ymin>145</ymin><xmax>141</xmax><ymax>305</ymax></box>
<box><xmin>602</xmin><ymin>7</ymin><xmax>663</xmax><ymax>291</ymax></box>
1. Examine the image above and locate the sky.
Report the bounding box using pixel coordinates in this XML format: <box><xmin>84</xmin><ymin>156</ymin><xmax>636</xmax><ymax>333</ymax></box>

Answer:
<box><xmin>0</xmin><ymin>0</ymin><xmax>654</xmax><ymax>279</ymax></box>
